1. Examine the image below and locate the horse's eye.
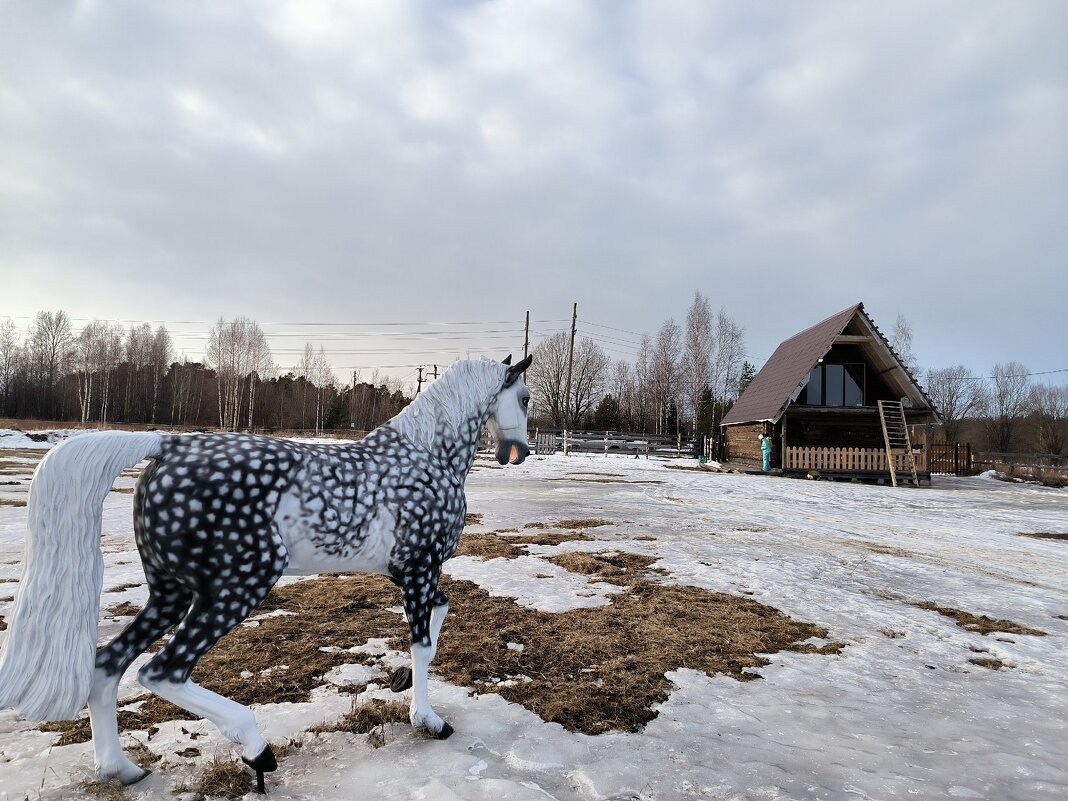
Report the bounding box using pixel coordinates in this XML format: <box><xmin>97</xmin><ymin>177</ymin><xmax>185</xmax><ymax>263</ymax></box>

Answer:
<box><xmin>521</xmin><ymin>396</ymin><xmax>530</xmax><ymax>408</ymax></box>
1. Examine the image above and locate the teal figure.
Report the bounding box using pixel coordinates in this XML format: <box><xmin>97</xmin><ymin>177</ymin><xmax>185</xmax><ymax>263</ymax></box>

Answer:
<box><xmin>759</xmin><ymin>433</ymin><xmax>772</xmax><ymax>472</ymax></box>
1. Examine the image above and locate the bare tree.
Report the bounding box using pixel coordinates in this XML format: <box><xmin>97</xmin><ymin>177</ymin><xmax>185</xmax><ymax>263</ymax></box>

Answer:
<box><xmin>74</xmin><ymin>321</ymin><xmax>109</xmax><ymax>423</ymax></box>
<box><xmin>245</xmin><ymin>327</ymin><xmax>273</xmax><ymax>429</ymax></box>
<box><xmin>632</xmin><ymin>335</ymin><xmax>653</xmax><ymax>432</ymax></box>
<box><xmin>1031</xmin><ymin>384</ymin><xmax>1068</xmax><ymax>455</ymax></box>
<box><xmin>149</xmin><ymin>326</ymin><xmax>173</xmax><ymax>423</ymax></box>
<box><xmin>311</xmin><ymin>346</ymin><xmax>335</xmax><ymax>433</ymax></box>
<box><xmin>650</xmin><ymin>319</ymin><xmax>681</xmax><ymax>435</ymax></box>
<box><xmin>526</xmin><ymin>332</ymin><xmax>569</xmax><ymax>427</ymax></box>
<box><xmin>124</xmin><ymin>323</ymin><xmax>153</xmax><ymax>420</ymax></box>
<box><xmin>207</xmin><ymin>317</ymin><xmax>272</xmax><ymax>431</ymax></box>
<box><xmin>684</xmin><ymin>291</ymin><xmax>713</xmax><ymax>429</ymax></box>
<box><xmin>890</xmin><ymin>314</ymin><xmax>918</xmax><ymax>375</ymax></box>
<box><xmin>981</xmin><ymin>362</ymin><xmax>1031</xmax><ymax>452</ymax></box>
<box><xmin>527</xmin><ymin>332</ymin><xmax>609</xmax><ymax>428</ymax></box>
<box><xmin>98</xmin><ymin>324</ymin><xmax>124</xmax><ymax>422</ymax></box>
<box><xmin>297</xmin><ymin>343</ymin><xmax>315</xmax><ymax>429</ymax></box>
<box><xmin>924</xmin><ymin>365</ymin><xmax>986</xmax><ymax>443</ymax></box>
<box><xmin>610</xmin><ymin>360</ymin><xmax>634</xmax><ymax>431</ymax></box>
<box><xmin>711</xmin><ymin>309</ymin><xmax>746</xmax><ymax>406</ymax></box>
<box><xmin>0</xmin><ymin>318</ymin><xmax>22</xmax><ymax>416</ymax></box>
<box><xmin>566</xmin><ymin>338</ymin><xmax>610</xmax><ymax>427</ymax></box>
<box><xmin>27</xmin><ymin>310</ymin><xmax>74</xmax><ymax>417</ymax></box>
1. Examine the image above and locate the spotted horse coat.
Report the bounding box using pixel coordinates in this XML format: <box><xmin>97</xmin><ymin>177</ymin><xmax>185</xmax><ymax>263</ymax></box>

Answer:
<box><xmin>0</xmin><ymin>355</ymin><xmax>533</xmax><ymax>791</ymax></box>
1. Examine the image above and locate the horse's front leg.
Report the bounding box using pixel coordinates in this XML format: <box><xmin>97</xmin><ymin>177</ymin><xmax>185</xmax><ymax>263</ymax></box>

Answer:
<box><xmin>401</xmin><ymin>582</ymin><xmax>453</xmax><ymax>739</ymax></box>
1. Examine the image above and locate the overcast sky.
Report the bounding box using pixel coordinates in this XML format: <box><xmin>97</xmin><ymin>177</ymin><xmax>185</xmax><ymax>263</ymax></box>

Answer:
<box><xmin>1</xmin><ymin>0</ymin><xmax>1065</xmax><ymax>388</ymax></box>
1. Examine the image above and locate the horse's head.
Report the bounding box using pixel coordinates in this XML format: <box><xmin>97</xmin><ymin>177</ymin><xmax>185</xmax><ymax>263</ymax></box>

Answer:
<box><xmin>488</xmin><ymin>354</ymin><xmax>533</xmax><ymax>465</ymax></box>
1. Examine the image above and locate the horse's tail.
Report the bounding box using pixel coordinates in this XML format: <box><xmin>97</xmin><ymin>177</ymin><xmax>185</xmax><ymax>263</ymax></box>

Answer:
<box><xmin>0</xmin><ymin>430</ymin><xmax>166</xmax><ymax>721</ymax></box>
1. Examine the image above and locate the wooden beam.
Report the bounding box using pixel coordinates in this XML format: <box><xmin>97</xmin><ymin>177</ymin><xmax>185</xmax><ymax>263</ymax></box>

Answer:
<box><xmin>834</xmin><ymin>335</ymin><xmax>872</xmax><ymax>344</ymax></box>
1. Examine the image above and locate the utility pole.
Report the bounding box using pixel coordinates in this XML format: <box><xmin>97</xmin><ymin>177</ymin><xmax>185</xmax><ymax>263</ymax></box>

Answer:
<box><xmin>416</xmin><ymin>367</ymin><xmax>424</xmax><ymax>395</ymax></box>
<box><xmin>564</xmin><ymin>302</ymin><xmax>577</xmax><ymax>428</ymax></box>
<box><xmin>523</xmin><ymin>311</ymin><xmax>530</xmax><ymax>359</ymax></box>
<box><xmin>432</xmin><ymin>364</ymin><xmax>439</xmax><ymax>379</ymax></box>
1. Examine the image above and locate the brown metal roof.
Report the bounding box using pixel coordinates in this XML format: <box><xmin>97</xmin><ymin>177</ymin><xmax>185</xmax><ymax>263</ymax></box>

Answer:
<box><xmin>722</xmin><ymin>304</ymin><xmax>861</xmax><ymax>426</ymax></box>
<box><xmin>721</xmin><ymin>303</ymin><xmax>939</xmax><ymax>426</ymax></box>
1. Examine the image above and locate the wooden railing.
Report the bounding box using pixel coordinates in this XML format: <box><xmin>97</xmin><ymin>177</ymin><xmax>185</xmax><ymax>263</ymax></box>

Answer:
<box><xmin>784</xmin><ymin>446</ymin><xmax>927</xmax><ymax>473</ymax></box>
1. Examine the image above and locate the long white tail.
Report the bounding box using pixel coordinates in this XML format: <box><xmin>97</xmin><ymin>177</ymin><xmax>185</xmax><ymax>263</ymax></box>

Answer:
<box><xmin>0</xmin><ymin>430</ymin><xmax>165</xmax><ymax>721</ymax></box>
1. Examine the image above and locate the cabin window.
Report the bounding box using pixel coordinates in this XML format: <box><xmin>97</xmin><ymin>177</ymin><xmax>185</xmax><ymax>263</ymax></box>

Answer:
<box><xmin>804</xmin><ymin>363</ymin><xmax>865</xmax><ymax>407</ymax></box>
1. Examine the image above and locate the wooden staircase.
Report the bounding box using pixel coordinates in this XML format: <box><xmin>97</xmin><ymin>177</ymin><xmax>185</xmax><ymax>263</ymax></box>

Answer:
<box><xmin>878</xmin><ymin>400</ymin><xmax>919</xmax><ymax>487</ymax></box>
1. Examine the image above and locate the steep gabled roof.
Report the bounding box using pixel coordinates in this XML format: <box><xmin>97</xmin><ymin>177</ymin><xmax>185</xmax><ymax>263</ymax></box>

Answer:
<box><xmin>721</xmin><ymin>303</ymin><xmax>938</xmax><ymax>426</ymax></box>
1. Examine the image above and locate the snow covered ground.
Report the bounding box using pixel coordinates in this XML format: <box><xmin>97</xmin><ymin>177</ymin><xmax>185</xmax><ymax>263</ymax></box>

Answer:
<box><xmin>1</xmin><ymin>432</ymin><xmax>1066</xmax><ymax>801</ymax></box>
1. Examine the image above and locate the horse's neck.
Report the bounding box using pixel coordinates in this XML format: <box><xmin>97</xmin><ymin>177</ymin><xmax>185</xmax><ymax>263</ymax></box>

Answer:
<box><xmin>387</xmin><ymin>385</ymin><xmax>492</xmax><ymax>477</ymax></box>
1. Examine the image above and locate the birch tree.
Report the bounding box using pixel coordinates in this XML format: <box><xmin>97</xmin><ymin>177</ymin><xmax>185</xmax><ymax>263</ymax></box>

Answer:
<box><xmin>684</xmin><ymin>292</ymin><xmax>713</xmax><ymax>430</ymax></box>
<box><xmin>651</xmin><ymin>319</ymin><xmax>681</xmax><ymax>435</ymax></box>
<box><xmin>890</xmin><ymin>314</ymin><xmax>918</xmax><ymax>375</ymax></box>
<box><xmin>712</xmin><ymin>309</ymin><xmax>746</xmax><ymax>404</ymax></box>
<box><xmin>207</xmin><ymin>317</ymin><xmax>272</xmax><ymax>431</ymax></box>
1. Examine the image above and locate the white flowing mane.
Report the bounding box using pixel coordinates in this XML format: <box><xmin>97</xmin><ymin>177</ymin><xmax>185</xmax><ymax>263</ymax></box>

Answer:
<box><xmin>387</xmin><ymin>358</ymin><xmax>509</xmax><ymax>450</ymax></box>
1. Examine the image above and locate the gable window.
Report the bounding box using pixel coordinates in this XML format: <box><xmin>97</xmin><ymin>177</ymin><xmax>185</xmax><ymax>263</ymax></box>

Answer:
<box><xmin>804</xmin><ymin>363</ymin><xmax>865</xmax><ymax>407</ymax></box>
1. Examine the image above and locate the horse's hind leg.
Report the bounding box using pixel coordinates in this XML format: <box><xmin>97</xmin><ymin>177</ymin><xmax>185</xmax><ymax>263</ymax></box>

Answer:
<box><xmin>89</xmin><ymin>576</ymin><xmax>192</xmax><ymax>784</ymax></box>
<box><xmin>136</xmin><ymin>557</ymin><xmax>284</xmax><ymax>787</ymax></box>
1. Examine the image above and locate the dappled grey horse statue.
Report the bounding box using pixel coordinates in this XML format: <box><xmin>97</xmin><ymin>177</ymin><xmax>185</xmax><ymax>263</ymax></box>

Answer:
<box><xmin>0</xmin><ymin>355</ymin><xmax>532</xmax><ymax>791</ymax></box>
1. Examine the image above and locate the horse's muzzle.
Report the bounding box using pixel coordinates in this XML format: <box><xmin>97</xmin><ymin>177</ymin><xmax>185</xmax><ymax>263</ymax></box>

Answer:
<box><xmin>496</xmin><ymin>440</ymin><xmax>530</xmax><ymax>465</ymax></box>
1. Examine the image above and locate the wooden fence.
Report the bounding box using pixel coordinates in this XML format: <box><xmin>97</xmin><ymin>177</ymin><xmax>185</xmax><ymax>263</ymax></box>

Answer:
<box><xmin>784</xmin><ymin>446</ymin><xmax>927</xmax><ymax>473</ymax></box>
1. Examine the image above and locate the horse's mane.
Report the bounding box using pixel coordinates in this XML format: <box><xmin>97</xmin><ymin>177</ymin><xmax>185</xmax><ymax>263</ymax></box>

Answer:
<box><xmin>386</xmin><ymin>358</ymin><xmax>509</xmax><ymax>450</ymax></box>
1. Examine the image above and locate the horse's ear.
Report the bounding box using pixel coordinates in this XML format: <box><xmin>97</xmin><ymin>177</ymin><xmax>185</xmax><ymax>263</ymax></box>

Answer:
<box><xmin>502</xmin><ymin>354</ymin><xmax>512</xmax><ymax>366</ymax></box>
<box><xmin>504</xmin><ymin>354</ymin><xmax>533</xmax><ymax>387</ymax></box>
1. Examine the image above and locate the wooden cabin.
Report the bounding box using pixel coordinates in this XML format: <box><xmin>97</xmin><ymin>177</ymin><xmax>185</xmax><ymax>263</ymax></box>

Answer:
<box><xmin>721</xmin><ymin>303</ymin><xmax>941</xmax><ymax>485</ymax></box>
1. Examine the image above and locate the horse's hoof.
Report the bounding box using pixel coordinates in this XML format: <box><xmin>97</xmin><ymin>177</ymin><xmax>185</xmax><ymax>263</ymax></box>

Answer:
<box><xmin>434</xmin><ymin>721</ymin><xmax>454</xmax><ymax>740</ymax></box>
<box><xmin>122</xmin><ymin>768</ymin><xmax>152</xmax><ymax>786</ymax></box>
<box><xmin>390</xmin><ymin>666</ymin><xmax>413</xmax><ymax>693</ymax></box>
<box><xmin>242</xmin><ymin>744</ymin><xmax>278</xmax><ymax>772</ymax></box>
<box><xmin>242</xmin><ymin>744</ymin><xmax>278</xmax><ymax>794</ymax></box>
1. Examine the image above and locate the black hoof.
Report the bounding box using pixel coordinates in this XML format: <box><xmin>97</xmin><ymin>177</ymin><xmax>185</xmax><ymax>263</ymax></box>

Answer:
<box><xmin>242</xmin><ymin>744</ymin><xmax>278</xmax><ymax>794</ymax></box>
<box><xmin>434</xmin><ymin>721</ymin><xmax>454</xmax><ymax>740</ymax></box>
<box><xmin>121</xmin><ymin>768</ymin><xmax>152</xmax><ymax>786</ymax></box>
<box><xmin>390</xmin><ymin>666</ymin><xmax>413</xmax><ymax>693</ymax></box>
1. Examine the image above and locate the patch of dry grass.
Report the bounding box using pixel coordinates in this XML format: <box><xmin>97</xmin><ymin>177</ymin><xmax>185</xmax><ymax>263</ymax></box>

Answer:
<box><xmin>914</xmin><ymin>602</ymin><xmax>1047</xmax><ymax>636</ymax></box>
<box><xmin>310</xmin><ymin>698</ymin><xmax>409</xmax><ymax>737</ymax></box>
<box><xmin>106</xmin><ymin>601</ymin><xmax>141</xmax><ymax>617</ymax></box>
<box><xmin>1019</xmin><ymin>532</ymin><xmax>1068</xmax><ymax>541</ymax></box>
<box><xmin>546</xmin><ymin>552</ymin><xmax>665</xmax><ymax>585</ymax></box>
<box><xmin>0</xmin><ymin>498</ymin><xmax>26</xmax><ymax>507</ymax></box>
<box><xmin>464</xmin><ymin>512</ymin><xmax>484</xmax><ymax>526</ymax></box>
<box><xmin>454</xmin><ymin>530</ymin><xmax>595</xmax><ymax>560</ymax></box>
<box><xmin>196</xmin><ymin>757</ymin><xmax>255</xmax><ymax>799</ymax></box>
<box><xmin>41</xmin><ymin>563</ymin><xmax>843</xmax><ymax>743</ymax></box>
<box><xmin>77</xmin><ymin>777</ymin><xmax>131</xmax><ymax>801</ymax></box>
<box><xmin>554</xmin><ymin>518</ymin><xmax>614</xmax><ymax>530</ymax></box>
<box><xmin>433</xmin><ymin>577</ymin><xmax>841</xmax><ymax>734</ymax></box>
<box><xmin>969</xmin><ymin>657</ymin><xmax>1008</xmax><ymax>670</ymax></box>
<box><xmin>110</xmin><ymin>487</ymin><xmax>135</xmax><ymax>494</ymax></box>
<box><xmin>106</xmin><ymin>582</ymin><xmax>142</xmax><ymax>593</ymax></box>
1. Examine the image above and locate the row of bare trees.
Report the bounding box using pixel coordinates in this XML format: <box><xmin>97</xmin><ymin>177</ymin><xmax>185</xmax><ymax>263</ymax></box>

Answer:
<box><xmin>526</xmin><ymin>292</ymin><xmax>748</xmax><ymax>436</ymax></box>
<box><xmin>0</xmin><ymin>311</ymin><xmax>410</xmax><ymax>434</ymax></box>
<box><xmin>925</xmin><ymin>363</ymin><xmax>1068</xmax><ymax>454</ymax></box>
